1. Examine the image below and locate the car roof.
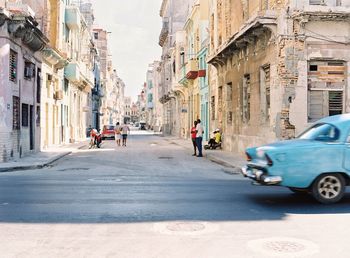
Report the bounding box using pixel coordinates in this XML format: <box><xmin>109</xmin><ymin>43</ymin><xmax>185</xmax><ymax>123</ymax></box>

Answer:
<box><xmin>318</xmin><ymin>114</ymin><xmax>350</xmax><ymax>128</ymax></box>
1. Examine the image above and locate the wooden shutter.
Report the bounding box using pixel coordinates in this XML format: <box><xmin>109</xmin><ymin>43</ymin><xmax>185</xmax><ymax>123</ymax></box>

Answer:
<box><xmin>308</xmin><ymin>91</ymin><xmax>327</xmax><ymax>122</ymax></box>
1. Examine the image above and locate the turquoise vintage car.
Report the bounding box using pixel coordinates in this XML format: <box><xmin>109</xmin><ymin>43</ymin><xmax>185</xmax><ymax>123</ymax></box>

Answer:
<box><xmin>242</xmin><ymin>114</ymin><xmax>350</xmax><ymax>204</ymax></box>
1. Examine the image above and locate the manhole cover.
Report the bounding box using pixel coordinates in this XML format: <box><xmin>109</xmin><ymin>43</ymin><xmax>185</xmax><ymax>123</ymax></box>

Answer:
<box><xmin>263</xmin><ymin>241</ymin><xmax>305</xmax><ymax>253</ymax></box>
<box><xmin>153</xmin><ymin>221</ymin><xmax>218</xmax><ymax>236</ymax></box>
<box><xmin>58</xmin><ymin>168</ymin><xmax>90</xmax><ymax>172</ymax></box>
<box><xmin>158</xmin><ymin>156</ymin><xmax>173</xmax><ymax>160</ymax></box>
<box><xmin>247</xmin><ymin>237</ymin><xmax>319</xmax><ymax>257</ymax></box>
<box><xmin>167</xmin><ymin>222</ymin><xmax>205</xmax><ymax>232</ymax></box>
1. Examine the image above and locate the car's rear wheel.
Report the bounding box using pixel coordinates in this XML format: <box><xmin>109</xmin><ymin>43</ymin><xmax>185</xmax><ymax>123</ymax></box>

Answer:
<box><xmin>311</xmin><ymin>173</ymin><xmax>345</xmax><ymax>204</ymax></box>
<box><xmin>288</xmin><ymin>187</ymin><xmax>309</xmax><ymax>195</ymax></box>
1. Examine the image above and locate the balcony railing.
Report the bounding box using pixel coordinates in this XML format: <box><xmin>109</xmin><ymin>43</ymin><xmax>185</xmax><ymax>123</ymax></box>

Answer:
<box><xmin>186</xmin><ymin>59</ymin><xmax>199</xmax><ymax>80</ymax></box>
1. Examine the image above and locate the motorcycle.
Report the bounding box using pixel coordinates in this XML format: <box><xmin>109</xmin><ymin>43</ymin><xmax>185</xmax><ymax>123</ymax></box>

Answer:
<box><xmin>89</xmin><ymin>129</ymin><xmax>102</xmax><ymax>149</ymax></box>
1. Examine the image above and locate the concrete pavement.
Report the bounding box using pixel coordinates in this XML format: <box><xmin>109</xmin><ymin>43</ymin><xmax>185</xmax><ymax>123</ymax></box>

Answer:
<box><xmin>0</xmin><ymin>141</ymin><xmax>87</xmax><ymax>173</ymax></box>
<box><xmin>165</xmin><ymin>136</ymin><xmax>246</xmax><ymax>173</ymax></box>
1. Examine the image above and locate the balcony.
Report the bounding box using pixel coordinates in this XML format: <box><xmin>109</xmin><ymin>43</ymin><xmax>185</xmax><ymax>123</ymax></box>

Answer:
<box><xmin>291</xmin><ymin>0</ymin><xmax>350</xmax><ymax>19</ymax></box>
<box><xmin>65</xmin><ymin>6</ymin><xmax>81</xmax><ymax>30</ymax></box>
<box><xmin>186</xmin><ymin>59</ymin><xmax>199</xmax><ymax>80</ymax></box>
<box><xmin>64</xmin><ymin>62</ymin><xmax>80</xmax><ymax>82</ymax></box>
<box><xmin>159</xmin><ymin>19</ymin><xmax>169</xmax><ymax>47</ymax></box>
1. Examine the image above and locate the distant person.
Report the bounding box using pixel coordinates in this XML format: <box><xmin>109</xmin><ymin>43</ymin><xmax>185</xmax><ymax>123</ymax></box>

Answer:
<box><xmin>208</xmin><ymin>129</ymin><xmax>221</xmax><ymax>149</ymax></box>
<box><xmin>190</xmin><ymin>121</ymin><xmax>198</xmax><ymax>156</ymax></box>
<box><xmin>114</xmin><ymin>122</ymin><xmax>121</xmax><ymax>146</ymax></box>
<box><xmin>195</xmin><ymin>119</ymin><xmax>204</xmax><ymax>157</ymax></box>
<box><xmin>121</xmin><ymin>123</ymin><xmax>130</xmax><ymax>147</ymax></box>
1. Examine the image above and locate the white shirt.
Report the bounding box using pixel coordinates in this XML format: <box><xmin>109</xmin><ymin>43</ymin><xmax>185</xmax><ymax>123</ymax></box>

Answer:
<box><xmin>121</xmin><ymin>125</ymin><xmax>130</xmax><ymax>135</ymax></box>
<box><xmin>196</xmin><ymin>123</ymin><xmax>204</xmax><ymax>138</ymax></box>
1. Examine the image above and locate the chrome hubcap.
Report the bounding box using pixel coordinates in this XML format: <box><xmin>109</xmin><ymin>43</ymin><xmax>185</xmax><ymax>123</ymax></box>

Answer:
<box><xmin>318</xmin><ymin>176</ymin><xmax>341</xmax><ymax>199</ymax></box>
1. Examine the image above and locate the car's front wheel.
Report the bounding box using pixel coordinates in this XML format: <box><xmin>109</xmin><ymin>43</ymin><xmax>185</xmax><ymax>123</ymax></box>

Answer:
<box><xmin>311</xmin><ymin>173</ymin><xmax>346</xmax><ymax>204</ymax></box>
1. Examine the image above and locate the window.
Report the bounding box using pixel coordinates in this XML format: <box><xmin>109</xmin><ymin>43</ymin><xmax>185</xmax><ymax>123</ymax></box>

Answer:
<box><xmin>24</xmin><ymin>61</ymin><xmax>35</xmax><ymax>80</ymax></box>
<box><xmin>211</xmin><ymin>96</ymin><xmax>215</xmax><ymax>120</ymax></box>
<box><xmin>309</xmin><ymin>64</ymin><xmax>318</xmax><ymax>72</ymax></box>
<box><xmin>260</xmin><ymin>65</ymin><xmax>271</xmax><ymax>121</ymax></box>
<box><xmin>94</xmin><ymin>32</ymin><xmax>98</xmax><ymax>40</ymax></box>
<box><xmin>299</xmin><ymin>123</ymin><xmax>340</xmax><ymax>142</ymax></box>
<box><xmin>243</xmin><ymin>74</ymin><xmax>251</xmax><ymax>123</ymax></box>
<box><xmin>226</xmin><ymin>83</ymin><xmax>232</xmax><ymax>101</ymax></box>
<box><xmin>22</xmin><ymin>104</ymin><xmax>29</xmax><ymax>127</ymax></box>
<box><xmin>36</xmin><ymin>106</ymin><xmax>40</xmax><ymax>127</ymax></box>
<box><xmin>37</xmin><ymin>68</ymin><xmax>41</xmax><ymax>103</ymax></box>
<box><xmin>9</xmin><ymin>50</ymin><xmax>17</xmax><ymax>82</ymax></box>
<box><xmin>308</xmin><ymin>61</ymin><xmax>345</xmax><ymax>122</ymax></box>
<box><xmin>13</xmin><ymin>96</ymin><xmax>20</xmax><ymax>130</ymax></box>
<box><xmin>309</xmin><ymin>0</ymin><xmax>324</xmax><ymax>5</ymax></box>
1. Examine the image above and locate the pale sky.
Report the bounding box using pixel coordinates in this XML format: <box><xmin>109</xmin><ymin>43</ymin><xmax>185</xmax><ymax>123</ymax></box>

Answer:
<box><xmin>90</xmin><ymin>0</ymin><xmax>162</xmax><ymax>101</ymax></box>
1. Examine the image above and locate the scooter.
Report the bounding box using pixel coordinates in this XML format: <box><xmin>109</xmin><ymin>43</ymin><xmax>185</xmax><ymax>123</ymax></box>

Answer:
<box><xmin>89</xmin><ymin>129</ymin><xmax>102</xmax><ymax>149</ymax></box>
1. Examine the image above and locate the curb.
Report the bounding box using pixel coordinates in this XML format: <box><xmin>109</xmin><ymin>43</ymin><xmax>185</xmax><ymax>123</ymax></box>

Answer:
<box><xmin>0</xmin><ymin>151</ymin><xmax>72</xmax><ymax>173</ymax></box>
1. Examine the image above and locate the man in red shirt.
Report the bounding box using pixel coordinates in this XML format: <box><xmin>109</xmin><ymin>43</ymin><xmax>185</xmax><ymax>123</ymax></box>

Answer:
<box><xmin>190</xmin><ymin>121</ymin><xmax>198</xmax><ymax>156</ymax></box>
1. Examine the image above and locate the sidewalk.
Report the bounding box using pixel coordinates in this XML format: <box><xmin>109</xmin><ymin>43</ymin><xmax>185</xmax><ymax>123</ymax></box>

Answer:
<box><xmin>165</xmin><ymin>137</ymin><xmax>245</xmax><ymax>174</ymax></box>
<box><xmin>0</xmin><ymin>141</ymin><xmax>88</xmax><ymax>173</ymax></box>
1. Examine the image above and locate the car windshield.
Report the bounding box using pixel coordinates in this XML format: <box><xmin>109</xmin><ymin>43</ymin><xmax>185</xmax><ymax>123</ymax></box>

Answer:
<box><xmin>298</xmin><ymin>123</ymin><xmax>340</xmax><ymax>142</ymax></box>
<box><xmin>105</xmin><ymin>126</ymin><xmax>114</xmax><ymax>130</ymax></box>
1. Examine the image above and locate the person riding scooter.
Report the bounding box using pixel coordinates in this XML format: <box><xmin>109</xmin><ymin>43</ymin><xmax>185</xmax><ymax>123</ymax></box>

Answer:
<box><xmin>89</xmin><ymin>128</ymin><xmax>102</xmax><ymax>148</ymax></box>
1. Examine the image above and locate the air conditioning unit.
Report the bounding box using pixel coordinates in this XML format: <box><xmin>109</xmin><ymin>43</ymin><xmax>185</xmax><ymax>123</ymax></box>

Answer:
<box><xmin>54</xmin><ymin>90</ymin><xmax>64</xmax><ymax>100</ymax></box>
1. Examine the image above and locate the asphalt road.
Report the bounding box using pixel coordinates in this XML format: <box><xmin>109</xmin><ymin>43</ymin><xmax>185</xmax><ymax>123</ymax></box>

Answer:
<box><xmin>1</xmin><ymin>133</ymin><xmax>350</xmax><ymax>257</ymax></box>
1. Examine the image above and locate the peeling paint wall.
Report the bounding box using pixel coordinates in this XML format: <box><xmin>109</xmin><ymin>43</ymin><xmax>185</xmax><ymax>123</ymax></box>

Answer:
<box><xmin>209</xmin><ymin>0</ymin><xmax>350</xmax><ymax>153</ymax></box>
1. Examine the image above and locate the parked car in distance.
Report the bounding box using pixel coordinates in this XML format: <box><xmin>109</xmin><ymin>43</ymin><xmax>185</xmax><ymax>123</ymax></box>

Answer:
<box><xmin>242</xmin><ymin>114</ymin><xmax>350</xmax><ymax>204</ymax></box>
<box><xmin>102</xmin><ymin>125</ymin><xmax>115</xmax><ymax>140</ymax></box>
<box><xmin>139</xmin><ymin>121</ymin><xmax>146</xmax><ymax>130</ymax></box>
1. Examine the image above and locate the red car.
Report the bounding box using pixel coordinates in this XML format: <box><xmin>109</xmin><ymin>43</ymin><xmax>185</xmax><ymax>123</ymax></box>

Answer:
<box><xmin>102</xmin><ymin>125</ymin><xmax>115</xmax><ymax>140</ymax></box>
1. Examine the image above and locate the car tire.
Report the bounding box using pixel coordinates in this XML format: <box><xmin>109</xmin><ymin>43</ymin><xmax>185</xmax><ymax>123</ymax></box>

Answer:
<box><xmin>288</xmin><ymin>187</ymin><xmax>309</xmax><ymax>195</ymax></box>
<box><xmin>311</xmin><ymin>173</ymin><xmax>346</xmax><ymax>204</ymax></box>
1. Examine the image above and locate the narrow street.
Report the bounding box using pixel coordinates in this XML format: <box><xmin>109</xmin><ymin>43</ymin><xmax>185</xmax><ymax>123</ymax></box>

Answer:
<box><xmin>1</xmin><ymin>133</ymin><xmax>350</xmax><ymax>257</ymax></box>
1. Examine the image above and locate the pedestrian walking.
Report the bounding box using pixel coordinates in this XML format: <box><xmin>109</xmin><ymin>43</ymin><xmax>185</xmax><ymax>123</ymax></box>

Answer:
<box><xmin>114</xmin><ymin>122</ymin><xmax>121</xmax><ymax>146</ymax></box>
<box><xmin>190</xmin><ymin>121</ymin><xmax>198</xmax><ymax>156</ymax></box>
<box><xmin>121</xmin><ymin>123</ymin><xmax>130</xmax><ymax>147</ymax></box>
<box><xmin>195</xmin><ymin>119</ymin><xmax>204</xmax><ymax>157</ymax></box>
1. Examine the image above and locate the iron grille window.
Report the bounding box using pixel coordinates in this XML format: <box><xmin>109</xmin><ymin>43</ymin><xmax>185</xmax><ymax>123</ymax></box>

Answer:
<box><xmin>329</xmin><ymin>91</ymin><xmax>343</xmax><ymax>116</ymax></box>
<box><xmin>9</xmin><ymin>50</ymin><xmax>17</xmax><ymax>83</ymax></box>
<box><xmin>22</xmin><ymin>104</ymin><xmax>29</xmax><ymax>127</ymax></box>
<box><xmin>13</xmin><ymin>96</ymin><xmax>20</xmax><ymax>130</ymax></box>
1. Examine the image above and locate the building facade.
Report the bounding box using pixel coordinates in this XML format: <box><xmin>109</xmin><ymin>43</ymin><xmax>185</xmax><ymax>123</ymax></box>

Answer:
<box><xmin>208</xmin><ymin>0</ymin><xmax>350</xmax><ymax>153</ymax></box>
<box><xmin>0</xmin><ymin>7</ymin><xmax>48</xmax><ymax>162</ymax></box>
